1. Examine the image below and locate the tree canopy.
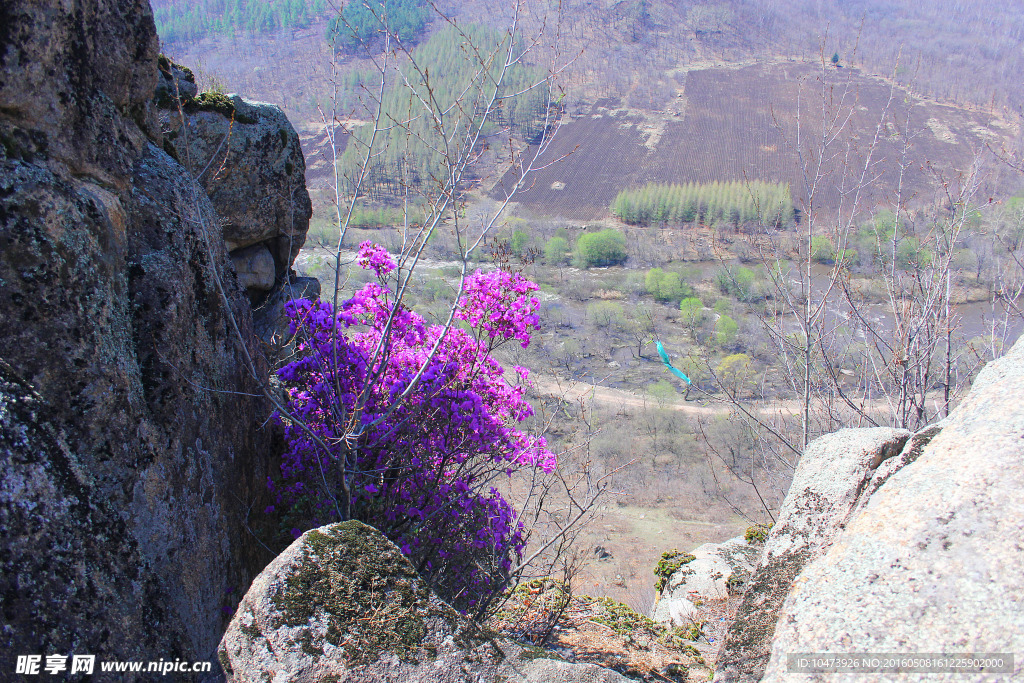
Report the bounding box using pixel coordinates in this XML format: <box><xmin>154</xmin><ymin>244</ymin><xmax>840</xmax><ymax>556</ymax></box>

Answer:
<box><xmin>327</xmin><ymin>0</ymin><xmax>429</xmax><ymax>52</ymax></box>
<box><xmin>612</xmin><ymin>181</ymin><xmax>794</xmax><ymax>229</ymax></box>
<box><xmin>155</xmin><ymin>0</ymin><xmax>330</xmax><ymax>43</ymax></box>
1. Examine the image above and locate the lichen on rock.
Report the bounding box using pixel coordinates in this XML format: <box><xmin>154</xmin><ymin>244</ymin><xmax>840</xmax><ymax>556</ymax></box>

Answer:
<box><xmin>220</xmin><ymin>522</ymin><xmax>631</xmax><ymax>682</ymax></box>
<box><xmin>271</xmin><ymin>524</ymin><xmax>449</xmax><ymax>663</ymax></box>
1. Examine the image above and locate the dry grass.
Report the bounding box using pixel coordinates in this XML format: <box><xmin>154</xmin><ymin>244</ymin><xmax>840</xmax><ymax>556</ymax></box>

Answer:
<box><xmin>492</xmin><ymin>582</ymin><xmax>715</xmax><ymax>682</ymax></box>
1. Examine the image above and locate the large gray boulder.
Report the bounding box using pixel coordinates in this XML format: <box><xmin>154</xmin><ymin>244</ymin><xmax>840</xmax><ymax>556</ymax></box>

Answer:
<box><xmin>714</xmin><ymin>428</ymin><xmax>912</xmax><ymax>682</ymax></box>
<box><xmin>1</xmin><ymin>0</ymin><xmax>275</xmax><ymax>670</ymax></box>
<box><xmin>159</xmin><ymin>88</ymin><xmax>312</xmax><ymax>283</ymax></box>
<box><xmin>219</xmin><ymin>521</ymin><xmax>630</xmax><ymax>683</ymax></box>
<box><xmin>761</xmin><ymin>338</ymin><xmax>1024</xmax><ymax>681</ymax></box>
<box><xmin>652</xmin><ymin>536</ymin><xmax>761</xmax><ymax>626</ymax></box>
<box><xmin>232</xmin><ymin>243</ymin><xmax>278</xmax><ymax>294</ymax></box>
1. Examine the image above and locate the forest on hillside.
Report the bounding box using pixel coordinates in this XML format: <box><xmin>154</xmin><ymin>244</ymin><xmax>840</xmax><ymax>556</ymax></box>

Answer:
<box><xmin>155</xmin><ymin>0</ymin><xmax>1024</xmax><ymax>115</ymax></box>
<box><xmin>331</xmin><ymin>24</ymin><xmax>553</xmax><ymax>198</ymax></box>
<box><xmin>152</xmin><ymin>0</ymin><xmax>330</xmax><ymax>43</ymax></box>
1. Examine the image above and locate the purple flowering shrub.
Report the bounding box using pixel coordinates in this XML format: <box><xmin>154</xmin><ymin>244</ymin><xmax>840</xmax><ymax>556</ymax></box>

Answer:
<box><xmin>271</xmin><ymin>241</ymin><xmax>554</xmax><ymax>608</ymax></box>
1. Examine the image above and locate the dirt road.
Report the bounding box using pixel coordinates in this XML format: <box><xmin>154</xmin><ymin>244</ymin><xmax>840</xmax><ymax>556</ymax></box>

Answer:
<box><xmin>530</xmin><ymin>374</ymin><xmax>733</xmax><ymax>416</ymax></box>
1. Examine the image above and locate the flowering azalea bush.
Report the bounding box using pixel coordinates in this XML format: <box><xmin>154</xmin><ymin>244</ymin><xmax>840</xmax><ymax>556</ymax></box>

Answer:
<box><xmin>270</xmin><ymin>241</ymin><xmax>552</xmax><ymax>608</ymax></box>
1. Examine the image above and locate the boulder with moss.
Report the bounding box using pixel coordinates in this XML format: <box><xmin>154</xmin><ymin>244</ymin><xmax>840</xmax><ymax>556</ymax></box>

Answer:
<box><xmin>219</xmin><ymin>521</ymin><xmax>630</xmax><ymax>683</ymax></box>
<box><xmin>652</xmin><ymin>537</ymin><xmax>761</xmax><ymax>627</ymax></box>
<box><xmin>713</xmin><ymin>427</ymin><xmax>913</xmax><ymax>682</ymax></box>
<box><xmin>158</xmin><ymin>88</ymin><xmax>312</xmax><ymax>288</ymax></box>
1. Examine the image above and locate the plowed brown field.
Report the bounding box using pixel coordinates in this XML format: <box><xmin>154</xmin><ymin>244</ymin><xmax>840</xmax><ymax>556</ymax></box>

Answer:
<box><xmin>492</xmin><ymin>61</ymin><xmax>1017</xmax><ymax>221</ymax></box>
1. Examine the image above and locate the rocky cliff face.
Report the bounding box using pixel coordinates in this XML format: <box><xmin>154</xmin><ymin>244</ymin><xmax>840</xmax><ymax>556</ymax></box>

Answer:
<box><xmin>154</xmin><ymin>65</ymin><xmax>312</xmax><ymax>299</ymax></box>
<box><xmin>711</xmin><ymin>336</ymin><xmax>1024</xmax><ymax>682</ymax></box>
<box><xmin>0</xmin><ymin>0</ymin><xmax>307</xmax><ymax>672</ymax></box>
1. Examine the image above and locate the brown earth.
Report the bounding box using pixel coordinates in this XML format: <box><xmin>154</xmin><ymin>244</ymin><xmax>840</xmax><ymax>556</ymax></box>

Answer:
<box><xmin>493</xmin><ymin>61</ymin><xmax>1017</xmax><ymax>221</ymax></box>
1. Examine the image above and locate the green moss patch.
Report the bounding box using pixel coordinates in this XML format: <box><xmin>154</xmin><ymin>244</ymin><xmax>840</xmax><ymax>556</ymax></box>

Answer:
<box><xmin>517</xmin><ymin>644</ymin><xmax>565</xmax><ymax>662</ymax></box>
<box><xmin>744</xmin><ymin>523</ymin><xmax>773</xmax><ymax>544</ymax></box>
<box><xmin>186</xmin><ymin>93</ymin><xmax>257</xmax><ymax>125</ymax></box>
<box><xmin>580</xmin><ymin>596</ymin><xmax>661</xmax><ymax>636</ymax></box>
<box><xmin>654</xmin><ymin>550</ymin><xmax>696</xmax><ymax>593</ymax></box>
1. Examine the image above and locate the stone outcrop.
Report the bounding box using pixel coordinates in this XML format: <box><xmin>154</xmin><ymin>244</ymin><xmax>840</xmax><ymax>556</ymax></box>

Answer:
<box><xmin>1</xmin><ymin>0</ymin><xmax>282</xmax><ymax>671</ymax></box>
<box><xmin>760</xmin><ymin>338</ymin><xmax>1024</xmax><ymax>681</ymax></box>
<box><xmin>156</xmin><ymin>72</ymin><xmax>312</xmax><ymax>293</ymax></box>
<box><xmin>219</xmin><ymin>521</ymin><xmax>630</xmax><ymax>683</ymax></box>
<box><xmin>713</xmin><ymin>428</ymin><xmax>913</xmax><ymax>682</ymax></box>
<box><xmin>652</xmin><ymin>536</ymin><xmax>761</xmax><ymax>626</ymax></box>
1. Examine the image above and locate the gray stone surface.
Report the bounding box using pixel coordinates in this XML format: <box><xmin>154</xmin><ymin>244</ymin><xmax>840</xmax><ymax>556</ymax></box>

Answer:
<box><xmin>0</xmin><ymin>0</ymin><xmax>159</xmax><ymax>188</ymax></box>
<box><xmin>220</xmin><ymin>521</ymin><xmax>629</xmax><ymax>683</ymax></box>
<box><xmin>231</xmin><ymin>243</ymin><xmax>277</xmax><ymax>293</ymax></box>
<box><xmin>714</xmin><ymin>428</ymin><xmax>911</xmax><ymax>683</ymax></box>
<box><xmin>159</xmin><ymin>93</ymin><xmax>312</xmax><ymax>274</ymax></box>
<box><xmin>653</xmin><ymin>536</ymin><xmax>760</xmax><ymax>626</ymax></box>
<box><xmin>761</xmin><ymin>337</ymin><xmax>1024</xmax><ymax>682</ymax></box>
<box><xmin>1</xmin><ymin>0</ymin><xmax>276</xmax><ymax>672</ymax></box>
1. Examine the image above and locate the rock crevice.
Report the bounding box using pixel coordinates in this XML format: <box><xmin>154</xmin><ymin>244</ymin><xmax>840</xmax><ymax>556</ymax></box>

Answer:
<box><xmin>0</xmin><ymin>0</ymin><xmax>311</xmax><ymax>672</ymax></box>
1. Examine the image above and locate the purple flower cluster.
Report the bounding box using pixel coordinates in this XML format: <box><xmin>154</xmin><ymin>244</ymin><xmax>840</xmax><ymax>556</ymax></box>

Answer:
<box><xmin>271</xmin><ymin>245</ymin><xmax>554</xmax><ymax>608</ymax></box>
<box><xmin>356</xmin><ymin>240</ymin><xmax>396</xmax><ymax>277</ymax></box>
<box><xmin>456</xmin><ymin>269</ymin><xmax>541</xmax><ymax>348</ymax></box>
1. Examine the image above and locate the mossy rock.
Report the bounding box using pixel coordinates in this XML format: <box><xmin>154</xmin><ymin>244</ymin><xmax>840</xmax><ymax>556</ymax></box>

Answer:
<box><xmin>185</xmin><ymin>92</ymin><xmax>257</xmax><ymax>124</ymax></box>
<box><xmin>269</xmin><ymin>521</ymin><xmax>456</xmax><ymax>665</ymax></box>
<box><xmin>157</xmin><ymin>54</ymin><xmax>195</xmax><ymax>83</ymax></box>
<box><xmin>654</xmin><ymin>550</ymin><xmax>697</xmax><ymax>593</ymax></box>
<box><xmin>220</xmin><ymin>522</ymin><xmax>635</xmax><ymax>682</ymax></box>
<box><xmin>154</xmin><ymin>55</ymin><xmax>198</xmax><ymax>108</ymax></box>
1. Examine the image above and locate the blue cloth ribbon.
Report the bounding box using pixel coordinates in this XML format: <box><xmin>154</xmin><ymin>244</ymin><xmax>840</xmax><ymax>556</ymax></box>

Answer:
<box><xmin>656</xmin><ymin>340</ymin><xmax>691</xmax><ymax>384</ymax></box>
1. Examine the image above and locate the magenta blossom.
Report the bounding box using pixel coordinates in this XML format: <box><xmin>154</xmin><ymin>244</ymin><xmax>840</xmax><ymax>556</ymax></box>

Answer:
<box><xmin>357</xmin><ymin>240</ymin><xmax>396</xmax><ymax>277</ymax></box>
<box><xmin>271</xmin><ymin>246</ymin><xmax>554</xmax><ymax>609</ymax></box>
<box><xmin>456</xmin><ymin>269</ymin><xmax>540</xmax><ymax>348</ymax></box>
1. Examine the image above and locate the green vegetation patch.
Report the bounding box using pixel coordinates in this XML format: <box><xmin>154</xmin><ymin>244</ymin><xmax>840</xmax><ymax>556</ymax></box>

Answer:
<box><xmin>660</xmin><ymin>622</ymin><xmax>704</xmax><ymax>648</ymax></box>
<box><xmin>744</xmin><ymin>523</ymin><xmax>773</xmax><ymax>544</ymax></box>
<box><xmin>185</xmin><ymin>92</ymin><xmax>257</xmax><ymax>124</ymax></box>
<box><xmin>543</xmin><ymin>235</ymin><xmax>569</xmax><ymax>264</ymax></box>
<box><xmin>581</xmin><ymin>596</ymin><xmax>661</xmax><ymax>636</ymax></box>
<box><xmin>517</xmin><ymin>645</ymin><xmax>566</xmax><ymax>662</ymax></box>
<box><xmin>573</xmin><ymin>229</ymin><xmax>628</xmax><ymax>268</ymax></box>
<box><xmin>270</xmin><ymin>521</ymin><xmax>459</xmax><ymax>664</ymax></box>
<box><xmin>328</xmin><ymin>0</ymin><xmax>429</xmax><ymax>51</ymax></box>
<box><xmin>612</xmin><ymin>181</ymin><xmax>793</xmax><ymax>229</ymax></box>
<box><xmin>654</xmin><ymin>550</ymin><xmax>696</xmax><ymax>593</ymax></box>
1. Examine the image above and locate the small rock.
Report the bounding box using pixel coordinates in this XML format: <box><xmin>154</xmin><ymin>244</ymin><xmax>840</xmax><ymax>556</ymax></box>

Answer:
<box><xmin>652</xmin><ymin>537</ymin><xmax>759</xmax><ymax>627</ymax></box>
<box><xmin>231</xmin><ymin>243</ymin><xmax>276</xmax><ymax>293</ymax></box>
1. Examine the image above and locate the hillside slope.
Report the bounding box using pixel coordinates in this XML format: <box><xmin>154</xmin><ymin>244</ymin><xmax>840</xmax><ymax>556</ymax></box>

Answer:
<box><xmin>493</xmin><ymin>61</ymin><xmax>1017</xmax><ymax>220</ymax></box>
